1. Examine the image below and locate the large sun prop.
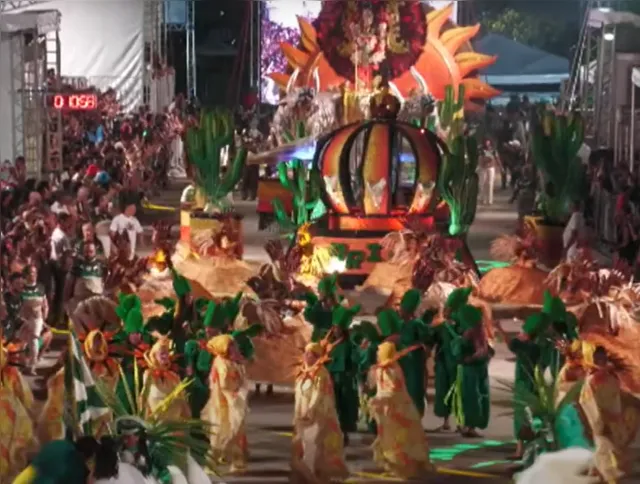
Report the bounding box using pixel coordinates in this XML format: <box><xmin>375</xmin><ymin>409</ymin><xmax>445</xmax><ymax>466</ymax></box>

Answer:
<box><xmin>268</xmin><ymin>1</ymin><xmax>500</xmax><ymax>102</ymax></box>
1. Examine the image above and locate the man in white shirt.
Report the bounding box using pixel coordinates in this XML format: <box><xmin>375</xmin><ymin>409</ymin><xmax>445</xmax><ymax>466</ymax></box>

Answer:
<box><xmin>563</xmin><ymin>201</ymin><xmax>586</xmax><ymax>261</ymax></box>
<box><xmin>110</xmin><ymin>202</ymin><xmax>143</xmax><ymax>259</ymax></box>
<box><xmin>50</xmin><ymin>212</ymin><xmax>72</xmax><ymax>324</ymax></box>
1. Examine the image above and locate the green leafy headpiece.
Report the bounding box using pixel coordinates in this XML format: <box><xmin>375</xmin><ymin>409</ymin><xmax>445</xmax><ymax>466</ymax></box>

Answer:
<box><xmin>124</xmin><ymin>308</ymin><xmax>144</xmax><ymax>334</ymax></box>
<box><xmin>331</xmin><ymin>304</ymin><xmax>360</xmax><ymax>330</ymax></box>
<box><xmin>445</xmin><ymin>287</ymin><xmax>473</xmax><ymax>312</ymax></box>
<box><xmin>376</xmin><ymin>308</ymin><xmax>402</xmax><ymax>338</ymax></box>
<box><xmin>400</xmin><ymin>289</ymin><xmax>422</xmax><ymax>315</ymax></box>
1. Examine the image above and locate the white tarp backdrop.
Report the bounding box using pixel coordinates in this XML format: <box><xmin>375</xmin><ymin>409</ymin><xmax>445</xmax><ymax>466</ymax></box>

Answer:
<box><xmin>9</xmin><ymin>0</ymin><xmax>145</xmax><ymax>110</ymax></box>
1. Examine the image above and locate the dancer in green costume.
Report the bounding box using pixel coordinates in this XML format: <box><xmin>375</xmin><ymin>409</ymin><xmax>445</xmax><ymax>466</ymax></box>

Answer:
<box><xmin>353</xmin><ymin>308</ymin><xmax>405</xmax><ymax>433</ymax></box>
<box><xmin>112</xmin><ymin>295</ymin><xmax>152</xmax><ymax>413</ymax></box>
<box><xmin>303</xmin><ymin>274</ymin><xmax>342</xmax><ymax>341</ymax></box>
<box><xmin>538</xmin><ymin>291</ymin><xmax>578</xmax><ymax>377</ymax></box>
<box><xmin>450</xmin><ymin>297</ymin><xmax>491</xmax><ymax>437</ymax></box>
<box><xmin>430</xmin><ymin>287</ymin><xmax>473</xmax><ymax>431</ymax></box>
<box><xmin>184</xmin><ymin>301</ymin><xmax>223</xmax><ymax>418</ymax></box>
<box><xmin>495</xmin><ymin>313</ymin><xmax>547</xmax><ymax>458</ymax></box>
<box><xmin>397</xmin><ymin>289</ymin><xmax>430</xmax><ymax>417</ymax></box>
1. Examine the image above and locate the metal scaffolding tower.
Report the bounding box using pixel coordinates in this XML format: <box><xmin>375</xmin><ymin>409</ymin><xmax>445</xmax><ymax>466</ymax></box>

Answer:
<box><xmin>6</xmin><ymin>12</ymin><xmax>61</xmax><ymax>177</ymax></box>
<box><xmin>0</xmin><ymin>0</ymin><xmax>40</xmax><ymax>12</ymax></box>
<box><xmin>165</xmin><ymin>0</ymin><xmax>196</xmax><ymax>99</ymax></box>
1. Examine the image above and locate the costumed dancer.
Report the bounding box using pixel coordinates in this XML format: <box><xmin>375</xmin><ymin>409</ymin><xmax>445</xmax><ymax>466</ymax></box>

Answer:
<box><xmin>201</xmin><ymin>334</ymin><xmax>250</xmax><ymax>473</ymax></box>
<box><xmin>538</xmin><ymin>291</ymin><xmax>578</xmax><ymax>377</ymax></box>
<box><xmin>38</xmin><ymin>328</ymin><xmax>120</xmax><ymax>443</ymax></box>
<box><xmin>19</xmin><ymin>264</ymin><xmax>52</xmax><ymax>373</ymax></box>
<box><xmin>397</xmin><ymin>289</ymin><xmax>430</xmax><ymax>417</ymax></box>
<box><xmin>11</xmin><ymin>437</ymin><xmax>122</xmax><ymax>484</ymax></box>
<box><xmin>113</xmin><ymin>295</ymin><xmax>152</xmax><ymax>413</ymax></box>
<box><xmin>368</xmin><ymin>341</ymin><xmax>433</xmax><ymax>479</ymax></box>
<box><xmin>0</xmin><ymin>338</ymin><xmax>36</xmax><ymax>480</ymax></box>
<box><xmin>429</xmin><ymin>287</ymin><xmax>473</xmax><ymax>431</ymax></box>
<box><xmin>442</xmin><ymin>288</ymin><xmax>491</xmax><ymax>437</ymax></box>
<box><xmin>580</xmin><ymin>346</ymin><xmax>635</xmax><ymax>483</ymax></box>
<box><xmin>308</xmin><ymin>296</ymin><xmax>361</xmax><ymax>446</ymax></box>
<box><xmin>494</xmin><ymin>314</ymin><xmax>546</xmax><ymax>460</ymax></box>
<box><xmin>140</xmin><ymin>334</ymin><xmax>190</xmax><ymax>420</ymax></box>
<box><xmin>184</xmin><ymin>301</ymin><xmax>220</xmax><ymax>418</ymax></box>
<box><xmin>291</xmin><ymin>342</ymin><xmax>349</xmax><ymax>483</ymax></box>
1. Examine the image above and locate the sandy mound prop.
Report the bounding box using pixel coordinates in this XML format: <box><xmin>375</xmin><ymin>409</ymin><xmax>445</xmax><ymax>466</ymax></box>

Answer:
<box><xmin>244</xmin><ymin>314</ymin><xmax>312</xmax><ymax>385</ymax></box>
<box><xmin>172</xmin><ymin>254</ymin><xmax>260</xmax><ymax>298</ymax></box>
<box><xmin>476</xmin><ymin>265</ymin><xmax>549</xmax><ymax>305</ymax></box>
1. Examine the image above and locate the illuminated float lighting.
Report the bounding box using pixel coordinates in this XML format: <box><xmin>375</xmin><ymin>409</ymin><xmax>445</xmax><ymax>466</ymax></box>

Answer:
<box><xmin>603</xmin><ymin>32</ymin><xmax>615</xmax><ymax>41</ymax></box>
<box><xmin>324</xmin><ymin>257</ymin><xmax>347</xmax><ymax>274</ymax></box>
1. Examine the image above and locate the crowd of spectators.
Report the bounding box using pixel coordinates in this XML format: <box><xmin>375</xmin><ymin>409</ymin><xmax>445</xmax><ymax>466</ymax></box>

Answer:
<box><xmin>0</xmin><ymin>81</ymin><xmax>195</xmax><ymax>379</ymax></box>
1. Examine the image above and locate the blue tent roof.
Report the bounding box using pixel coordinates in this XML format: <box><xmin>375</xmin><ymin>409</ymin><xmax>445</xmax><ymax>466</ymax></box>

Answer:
<box><xmin>473</xmin><ymin>33</ymin><xmax>570</xmax><ymax>85</ymax></box>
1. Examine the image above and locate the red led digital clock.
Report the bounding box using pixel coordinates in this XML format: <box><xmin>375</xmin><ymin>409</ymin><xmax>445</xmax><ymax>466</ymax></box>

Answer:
<box><xmin>52</xmin><ymin>93</ymin><xmax>98</xmax><ymax>110</ymax></box>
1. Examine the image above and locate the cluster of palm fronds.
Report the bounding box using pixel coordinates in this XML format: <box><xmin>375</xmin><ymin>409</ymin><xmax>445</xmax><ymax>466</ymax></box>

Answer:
<box><xmin>495</xmin><ymin>367</ymin><xmax>584</xmax><ymax>461</ymax></box>
<box><xmin>95</xmin><ymin>362</ymin><xmax>219</xmax><ymax>476</ymax></box>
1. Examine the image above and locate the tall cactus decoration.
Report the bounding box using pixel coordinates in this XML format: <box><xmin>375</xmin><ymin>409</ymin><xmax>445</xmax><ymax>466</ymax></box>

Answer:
<box><xmin>437</xmin><ymin>84</ymin><xmax>466</xmax><ymax>143</ymax></box>
<box><xmin>436</xmin><ymin>84</ymin><xmax>479</xmax><ymax>236</ymax></box>
<box><xmin>272</xmin><ymin>159</ymin><xmax>325</xmax><ymax>238</ymax></box>
<box><xmin>439</xmin><ymin>136</ymin><xmax>479</xmax><ymax>236</ymax></box>
<box><xmin>185</xmin><ymin>109</ymin><xmax>247</xmax><ymax>213</ymax></box>
<box><xmin>532</xmin><ymin>111</ymin><xmax>586</xmax><ymax>224</ymax></box>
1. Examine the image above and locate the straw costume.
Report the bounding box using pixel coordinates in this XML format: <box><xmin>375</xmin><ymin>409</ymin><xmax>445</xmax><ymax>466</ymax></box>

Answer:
<box><xmin>308</xmin><ymin>299</ymin><xmax>361</xmax><ymax>443</ymax></box>
<box><xmin>0</xmin><ymin>338</ymin><xmax>36</xmax><ymax>480</ymax></box>
<box><xmin>368</xmin><ymin>341</ymin><xmax>433</xmax><ymax>479</ymax></box>
<box><xmin>201</xmin><ymin>334</ymin><xmax>250</xmax><ymax>473</ymax></box>
<box><xmin>291</xmin><ymin>342</ymin><xmax>349</xmax><ymax>483</ymax></box>
<box><xmin>39</xmin><ymin>328</ymin><xmax>120</xmax><ymax>444</ymax></box>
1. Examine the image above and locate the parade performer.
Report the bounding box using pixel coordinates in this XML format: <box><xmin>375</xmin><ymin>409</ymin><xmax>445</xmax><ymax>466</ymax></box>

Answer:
<box><xmin>113</xmin><ymin>296</ymin><xmax>152</xmax><ymax>413</ymax></box>
<box><xmin>139</xmin><ymin>334</ymin><xmax>190</xmax><ymax>420</ymax></box>
<box><xmin>439</xmin><ymin>288</ymin><xmax>491</xmax><ymax>437</ymax></box>
<box><xmin>38</xmin><ymin>328</ymin><xmax>120</xmax><ymax>443</ymax></box>
<box><xmin>309</xmin><ymin>301</ymin><xmax>361</xmax><ymax>445</ymax></box>
<box><xmin>368</xmin><ymin>341</ymin><xmax>433</xmax><ymax>479</ymax></box>
<box><xmin>397</xmin><ymin>289</ymin><xmax>429</xmax><ymax>417</ymax></box>
<box><xmin>291</xmin><ymin>342</ymin><xmax>349</xmax><ymax>483</ymax></box>
<box><xmin>430</xmin><ymin>287</ymin><xmax>473</xmax><ymax>431</ymax></box>
<box><xmin>304</xmin><ymin>274</ymin><xmax>343</xmax><ymax>341</ymax></box>
<box><xmin>579</xmin><ymin>346</ymin><xmax>635</xmax><ymax>483</ymax></box>
<box><xmin>184</xmin><ymin>301</ymin><xmax>221</xmax><ymax>418</ymax></box>
<box><xmin>11</xmin><ymin>437</ymin><xmax>120</xmax><ymax>484</ymax></box>
<box><xmin>201</xmin><ymin>334</ymin><xmax>250</xmax><ymax>473</ymax></box>
<box><xmin>0</xmin><ymin>338</ymin><xmax>36</xmax><ymax>480</ymax></box>
<box><xmin>538</xmin><ymin>291</ymin><xmax>578</xmax><ymax>377</ymax></box>
<box><xmin>20</xmin><ymin>264</ymin><xmax>52</xmax><ymax>373</ymax></box>
<box><xmin>494</xmin><ymin>314</ymin><xmax>546</xmax><ymax>459</ymax></box>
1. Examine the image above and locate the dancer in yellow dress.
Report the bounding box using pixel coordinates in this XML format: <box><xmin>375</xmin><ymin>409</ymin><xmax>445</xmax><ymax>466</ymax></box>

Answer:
<box><xmin>38</xmin><ymin>328</ymin><xmax>120</xmax><ymax>443</ymax></box>
<box><xmin>140</xmin><ymin>334</ymin><xmax>190</xmax><ymax>419</ymax></box>
<box><xmin>291</xmin><ymin>342</ymin><xmax>349</xmax><ymax>483</ymax></box>
<box><xmin>0</xmin><ymin>338</ymin><xmax>37</xmax><ymax>480</ymax></box>
<box><xmin>368</xmin><ymin>341</ymin><xmax>434</xmax><ymax>479</ymax></box>
<box><xmin>201</xmin><ymin>334</ymin><xmax>250</xmax><ymax>473</ymax></box>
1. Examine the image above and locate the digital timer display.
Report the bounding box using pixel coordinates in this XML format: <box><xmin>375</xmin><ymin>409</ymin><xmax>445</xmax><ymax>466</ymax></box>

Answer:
<box><xmin>52</xmin><ymin>93</ymin><xmax>98</xmax><ymax>110</ymax></box>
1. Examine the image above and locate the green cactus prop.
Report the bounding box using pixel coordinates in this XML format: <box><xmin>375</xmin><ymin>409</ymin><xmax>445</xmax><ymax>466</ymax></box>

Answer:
<box><xmin>272</xmin><ymin>159</ymin><xmax>326</xmax><ymax>238</ymax></box>
<box><xmin>437</xmin><ymin>85</ymin><xmax>466</xmax><ymax>144</ymax></box>
<box><xmin>435</xmin><ymin>84</ymin><xmax>478</xmax><ymax>236</ymax></box>
<box><xmin>185</xmin><ymin>109</ymin><xmax>247</xmax><ymax>213</ymax></box>
<box><xmin>438</xmin><ymin>135</ymin><xmax>480</xmax><ymax>236</ymax></box>
<box><xmin>532</xmin><ymin>111</ymin><xmax>586</xmax><ymax>224</ymax></box>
